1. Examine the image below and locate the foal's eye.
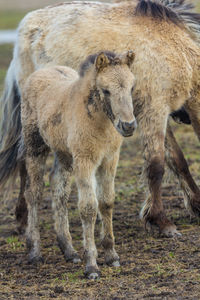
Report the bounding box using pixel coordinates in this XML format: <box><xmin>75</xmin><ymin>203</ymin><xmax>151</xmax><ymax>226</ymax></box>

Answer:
<box><xmin>131</xmin><ymin>86</ymin><xmax>135</xmax><ymax>94</ymax></box>
<box><xmin>102</xmin><ymin>89</ymin><xmax>110</xmax><ymax>96</ymax></box>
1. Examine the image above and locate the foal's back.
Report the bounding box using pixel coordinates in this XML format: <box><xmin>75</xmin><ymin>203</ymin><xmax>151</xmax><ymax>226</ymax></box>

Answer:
<box><xmin>23</xmin><ymin>66</ymin><xmax>78</xmax><ymax>109</ymax></box>
<box><xmin>22</xmin><ymin>66</ymin><xmax>79</xmax><ymax>151</ymax></box>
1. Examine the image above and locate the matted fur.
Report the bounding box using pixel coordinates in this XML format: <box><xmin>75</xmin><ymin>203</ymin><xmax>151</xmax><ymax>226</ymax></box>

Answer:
<box><xmin>21</xmin><ymin>51</ymin><xmax>136</xmax><ymax>278</ymax></box>
<box><xmin>1</xmin><ymin>0</ymin><xmax>200</xmax><ymax>237</ymax></box>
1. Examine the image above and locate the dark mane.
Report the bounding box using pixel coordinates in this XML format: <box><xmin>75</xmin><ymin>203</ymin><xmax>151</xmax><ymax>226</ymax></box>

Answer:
<box><xmin>135</xmin><ymin>0</ymin><xmax>182</xmax><ymax>25</ymax></box>
<box><xmin>79</xmin><ymin>51</ymin><xmax>116</xmax><ymax>77</ymax></box>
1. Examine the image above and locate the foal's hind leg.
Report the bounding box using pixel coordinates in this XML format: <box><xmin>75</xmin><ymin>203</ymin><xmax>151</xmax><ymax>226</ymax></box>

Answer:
<box><xmin>165</xmin><ymin>123</ymin><xmax>200</xmax><ymax>217</ymax></box>
<box><xmin>15</xmin><ymin>161</ymin><xmax>28</xmax><ymax>234</ymax></box>
<box><xmin>96</xmin><ymin>153</ymin><xmax>120</xmax><ymax>267</ymax></box>
<box><xmin>50</xmin><ymin>152</ymin><xmax>80</xmax><ymax>263</ymax></box>
<box><xmin>25</xmin><ymin>151</ymin><xmax>48</xmax><ymax>264</ymax></box>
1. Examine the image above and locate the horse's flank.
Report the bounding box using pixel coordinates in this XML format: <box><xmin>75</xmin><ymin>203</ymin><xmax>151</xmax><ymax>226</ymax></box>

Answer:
<box><xmin>17</xmin><ymin>0</ymin><xmax>200</xmax><ymax>110</ymax></box>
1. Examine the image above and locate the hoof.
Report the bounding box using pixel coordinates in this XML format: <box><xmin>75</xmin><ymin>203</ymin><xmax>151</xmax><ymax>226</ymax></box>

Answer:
<box><xmin>73</xmin><ymin>257</ymin><xmax>81</xmax><ymax>264</ymax></box>
<box><xmin>64</xmin><ymin>252</ymin><xmax>81</xmax><ymax>263</ymax></box>
<box><xmin>28</xmin><ymin>254</ymin><xmax>44</xmax><ymax>265</ymax></box>
<box><xmin>57</xmin><ymin>236</ymin><xmax>80</xmax><ymax>263</ymax></box>
<box><xmin>88</xmin><ymin>272</ymin><xmax>99</xmax><ymax>280</ymax></box>
<box><xmin>161</xmin><ymin>225</ymin><xmax>182</xmax><ymax>238</ymax></box>
<box><xmin>84</xmin><ymin>266</ymin><xmax>100</xmax><ymax>280</ymax></box>
<box><xmin>112</xmin><ymin>260</ymin><xmax>120</xmax><ymax>267</ymax></box>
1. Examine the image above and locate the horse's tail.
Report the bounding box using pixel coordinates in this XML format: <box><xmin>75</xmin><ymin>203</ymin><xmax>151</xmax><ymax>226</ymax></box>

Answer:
<box><xmin>160</xmin><ymin>0</ymin><xmax>200</xmax><ymax>45</ymax></box>
<box><xmin>0</xmin><ymin>59</ymin><xmax>22</xmax><ymax>188</ymax></box>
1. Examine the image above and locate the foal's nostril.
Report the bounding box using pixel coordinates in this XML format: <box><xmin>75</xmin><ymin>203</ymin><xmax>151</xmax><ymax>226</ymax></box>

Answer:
<box><xmin>122</xmin><ymin>120</ymin><xmax>137</xmax><ymax>131</ymax></box>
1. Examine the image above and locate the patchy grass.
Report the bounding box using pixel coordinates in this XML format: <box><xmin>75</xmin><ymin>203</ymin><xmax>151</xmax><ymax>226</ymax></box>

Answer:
<box><xmin>6</xmin><ymin>236</ymin><xmax>24</xmax><ymax>250</ymax></box>
<box><xmin>1</xmin><ymin>4</ymin><xmax>200</xmax><ymax>300</ymax></box>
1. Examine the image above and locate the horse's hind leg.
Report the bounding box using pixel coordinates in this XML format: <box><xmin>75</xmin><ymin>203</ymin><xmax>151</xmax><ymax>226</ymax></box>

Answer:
<box><xmin>50</xmin><ymin>152</ymin><xmax>80</xmax><ymax>263</ymax></box>
<box><xmin>165</xmin><ymin>123</ymin><xmax>200</xmax><ymax>217</ymax></box>
<box><xmin>15</xmin><ymin>161</ymin><xmax>28</xmax><ymax>234</ymax></box>
<box><xmin>182</xmin><ymin>96</ymin><xmax>200</xmax><ymax>215</ymax></box>
<box><xmin>96</xmin><ymin>153</ymin><xmax>120</xmax><ymax>267</ymax></box>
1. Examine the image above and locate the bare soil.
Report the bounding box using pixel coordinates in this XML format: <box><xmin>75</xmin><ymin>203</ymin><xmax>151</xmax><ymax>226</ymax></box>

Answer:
<box><xmin>0</xmin><ymin>126</ymin><xmax>200</xmax><ymax>300</ymax></box>
<box><xmin>1</xmin><ymin>1</ymin><xmax>200</xmax><ymax>298</ymax></box>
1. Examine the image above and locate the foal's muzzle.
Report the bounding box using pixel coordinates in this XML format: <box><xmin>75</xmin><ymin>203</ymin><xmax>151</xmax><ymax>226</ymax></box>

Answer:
<box><xmin>116</xmin><ymin>120</ymin><xmax>137</xmax><ymax>137</ymax></box>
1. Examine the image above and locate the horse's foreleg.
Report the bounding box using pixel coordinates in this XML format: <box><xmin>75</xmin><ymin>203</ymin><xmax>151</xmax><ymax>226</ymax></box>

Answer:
<box><xmin>138</xmin><ymin>101</ymin><xmax>180</xmax><ymax>237</ymax></box>
<box><xmin>96</xmin><ymin>152</ymin><xmax>120</xmax><ymax>267</ymax></box>
<box><xmin>25</xmin><ymin>153</ymin><xmax>47</xmax><ymax>264</ymax></box>
<box><xmin>50</xmin><ymin>153</ymin><xmax>80</xmax><ymax>263</ymax></box>
<box><xmin>165</xmin><ymin>123</ymin><xmax>200</xmax><ymax>217</ymax></box>
<box><xmin>75</xmin><ymin>159</ymin><xmax>99</xmax><ymax>279</ymax></box>
<box><xmin>15</xmin><ymin>160</ymin><xmax>28</xmax><ymax>234</ymax></box>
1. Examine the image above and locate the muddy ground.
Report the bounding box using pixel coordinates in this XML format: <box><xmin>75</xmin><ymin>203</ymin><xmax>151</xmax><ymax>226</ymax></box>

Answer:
<box><xmin>1</xmin><ymin>1</ymin><xmax>200</xmax><ymax>299</ymax></box>
<box><xmin>0</xmin><ymin>125</ymin><xmax>200</xmax><ymax>300</ymax></box>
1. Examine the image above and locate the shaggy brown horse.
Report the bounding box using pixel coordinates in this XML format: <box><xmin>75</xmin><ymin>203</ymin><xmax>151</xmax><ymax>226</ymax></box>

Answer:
<box><xmin>1</xmin><ymin>0</ymin><xmax>200</xmax><ymax>237</ymax></box>
<box><xmin>21</xmin><ymin>51</ymin><xmax>136</xmax><ymax>279</ymax></box>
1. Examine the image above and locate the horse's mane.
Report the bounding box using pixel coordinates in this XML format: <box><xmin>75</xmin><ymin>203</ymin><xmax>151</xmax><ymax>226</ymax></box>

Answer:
<box><xmin>79</xmin><ymin>51</ymin><xmax>116</xmax><ymax>77</ymax></box>
<box><xmin>135</xmin><ymin>0</ymin><xmax>182</xmax><ymax>25</ymax></box>
<box><xmin>134</xmin><ymin>0</ymin><xmax>200</xmax><ymax>44</ymax></box>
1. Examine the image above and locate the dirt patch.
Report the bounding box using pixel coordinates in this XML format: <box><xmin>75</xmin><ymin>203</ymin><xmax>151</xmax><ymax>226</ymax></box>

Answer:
<box><xmin>0</xmin><ymin>127</ymin><xmax>200</xmax><ymax>299</ymax></box>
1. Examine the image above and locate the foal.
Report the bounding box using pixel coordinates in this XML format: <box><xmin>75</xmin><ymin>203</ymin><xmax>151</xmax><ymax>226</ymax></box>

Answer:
<box><xmin>21</xmin><ymin>51</ymin><xmax>136</xmax><ymax>279</ymax></box>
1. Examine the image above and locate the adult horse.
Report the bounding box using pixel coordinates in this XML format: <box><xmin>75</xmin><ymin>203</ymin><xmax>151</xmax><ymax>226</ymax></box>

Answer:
<box><xmin>1</xmin><ymin>0</ymin><xmax>200</xmax><ymax>237</ymax></box>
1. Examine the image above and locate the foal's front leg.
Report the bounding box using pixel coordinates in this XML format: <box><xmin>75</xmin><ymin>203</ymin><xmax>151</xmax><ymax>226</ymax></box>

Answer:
<box><xmin>74</xmin><ymin>159</ymin><xmax>99</xmax><ymax>279</ymax></box>
<box><xmin>96</xmin><ymin>153</ymin><xmax>120</xmax><ymax>267</ymax></box>
<box><xmin>138</xmin><ymin>102</ymin><xmax>180</xmax><ymax>237</ymax></box>
<box><xmin>50</xmin><ymin>153</ymin><xmax>80</xmax><ymax>263</ymax></box>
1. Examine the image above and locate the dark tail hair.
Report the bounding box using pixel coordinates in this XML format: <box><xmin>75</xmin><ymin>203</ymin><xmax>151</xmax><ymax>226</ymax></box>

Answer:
<box><xmin>0</xmin><ymin>60</ymin><xmax>22</xmax><ymax>188</ymax></box>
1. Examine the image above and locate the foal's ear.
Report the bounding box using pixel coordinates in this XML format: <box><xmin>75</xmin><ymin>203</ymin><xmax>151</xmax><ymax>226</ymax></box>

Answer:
<box><xmin>121</xmin><ymin>50</ymin><xmax>135</xmax><ymax>67</ymax></box>
<box><xmin>95</xmin><ymin>52</ymin><xmax>109</xmax><ymax>72</ymax></box>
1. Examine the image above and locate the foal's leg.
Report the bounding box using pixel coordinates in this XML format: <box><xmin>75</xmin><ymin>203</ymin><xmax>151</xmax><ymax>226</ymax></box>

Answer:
<box><xmin>96</xmin><ymin>152</ymin><xmax>120</xmax><ymax>267</ymax></box>
<box><xmin>25</xmin><ymin>151</ymin><xmax>48</xmax><ymax>264</ymax></box>
<box><xmin>138</xmin><ymin>101</ymin><xmax>180</xmax><ymax>237</ymax></box>
<box><xmin>50</xmin><ymin>153</ymin><xmax>80</xmax><ymax>263</ymax></box>
<box><xmin>165</xmin><ymin>123</ymin><xmax>200</xmax><ymax>216</ymax></box>
<box><xmin>15</xmin><ymin>160</ymin><xmax>28</xmax><ymax>233</ymax></box>
<box><xmin>74</xmin><ymin>159</ymin><xmax>99</xmax><ymax>279</ymax></box>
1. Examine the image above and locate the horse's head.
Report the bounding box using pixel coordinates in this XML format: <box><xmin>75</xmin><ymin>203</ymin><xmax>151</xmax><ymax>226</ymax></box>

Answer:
<box><xmin>95</xmin><ymin>51</ymin><xmax>137</xmax><ymax>137</ymax></box>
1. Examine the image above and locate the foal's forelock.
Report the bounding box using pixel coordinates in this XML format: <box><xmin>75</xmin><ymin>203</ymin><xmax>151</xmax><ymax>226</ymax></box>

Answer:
<box><xmin>79</xmin><ymin>51</ymin><xmax>118</xmax><ymax>77</ymax></box>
